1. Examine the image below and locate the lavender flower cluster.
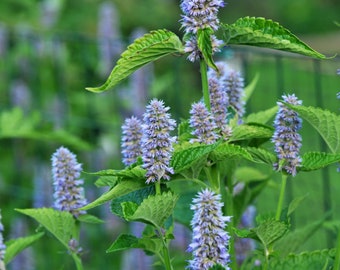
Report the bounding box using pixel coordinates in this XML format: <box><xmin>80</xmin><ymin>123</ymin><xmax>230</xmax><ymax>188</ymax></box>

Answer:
<box><xmin>121</xmin><ymin>116</ymin><xmax>143</xmax><ymax>166</ymax></box>
<box><xmin>0</xmin><ymin>210</ymin><xmax>5</xmax><ymax>262</ymax></box>
<box><xmin>187</xmin><ymin>189</ymin><xmax>231</xmax><ymax>270</ymax></box>
<box><xmin>189</xmin><ymin>62</ymin><xmax>246</xmax><ymax>143</ymax></box>
<box><xmin>272</xmin><ymin>94</ymin><xmax>303</xmax><ymax>176</ymax></box>
<box><xmin>180</xmin><ymin>0</ymin><xmax>225</xmax><ymax>61</ymax></box>
<box><xmin>51</xmin><ymin>147</ymin><xmax>87</xmax><ymax>217</ymax></box>
<box><xmin>121</xmin><ymin>99</ymin><xmax>176</xmax><ymax>184</ymax></box>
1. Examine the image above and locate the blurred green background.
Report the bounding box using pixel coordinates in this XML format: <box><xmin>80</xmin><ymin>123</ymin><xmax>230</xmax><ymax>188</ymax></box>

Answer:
<box><xmin>0</xmin><ymin>0</ymin><xmax>340</xmax><ymax>269</ymax></box>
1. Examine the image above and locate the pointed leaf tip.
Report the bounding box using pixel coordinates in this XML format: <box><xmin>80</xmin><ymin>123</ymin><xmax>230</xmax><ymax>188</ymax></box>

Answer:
<box><xmin>86</xmin><ymin>29</ymin><xmax>184</xmax><ymax>92</ymax></box>
<box><xmin>222</xmin><ymin>16</ymin><xmax>327</xmax><ymax>59</ymax></box>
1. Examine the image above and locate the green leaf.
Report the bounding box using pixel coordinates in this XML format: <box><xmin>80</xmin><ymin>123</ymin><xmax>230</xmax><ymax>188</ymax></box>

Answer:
<box><xmin>300</xmin><ymin>152</ymin><xmax>340</xmax><ymax>171</ymax></box>
<box><xmin>94</xmin><ymin>176</ymin><xmax>118</xmax><ymax>187</ymax></box>
<box><xmin>209</xmin><ymin>143</ymin><xmax>253</xmax><ymax>162</ymax></box>
<box><xmin>86</xmin><ymin>29</ymin><xmax>184</xmax><ymax>92</ymax></box>
<box><xmin>15</xmin><ymin>208</ymin><xmax>76</xmax><ymax>249</ymax></box>
<box><xmin>124</xmin><ymin>192</ymin><xmax>178</xmax><ymax>229</ymax></box>
<box><xmin>245</xmin><ymin>106</ymin><xmax>278</xmax><ymax>125</ymax></box>
<box><xmin>197</xmin><ymin>28</ymin><xmax>217</xmax><ymax>70</ymax></box>
<box><xmin>111</xmin><ymin>185</ymin><xmax>156</xmax><ymax>218</ymax></box>
<box><xmin>107</xmin><ymin>234</ymin><xmax>138</xmax><ymax>252</ymax></box>
<box><xmin>286</xmin><ymin>104</ymin><xmax>340</xmax><ymax>153</ymax></box>
<box><xmin>245</xmin><ymin>147</ymin><xmax>277</xmax><ymax>164</ymax></box>
<box><xmin>4</xmin><ymin>232</ymin><xmax>45</xmax><ymax>264</ymax></box>
<box><xmin>106</xmin><ymin>233</ymin><xmax>163</xmax><ymax>255</ymax></box>
<box><xmin>244</xmin><ymin>73</ymin><xmax>260</xmax><ymax>102</ymax></box>
<box><xmin>235</xmin><ymin>166</ymin><xmax>269</xmax><ymax>183</ymax></box>
<box><xmin>234</xmin><ymin>177</ymin><xmax>269</xmax><ymax>224</ymax></box>
<box><xmin>230</xmin><ymin>124</ymin><xmax>273</xmax><ymax>142</ymax></box>
<box><xmin>268</xmin><ymin>249</ymin><xmax>335</xmax><ymax>270</ymax></box>
<box><xmin>222</xmin><ymin>17</ymin><xmax>326</xmax><ymax>59</ymax></box>
<box><xmin>170</xmin><ymin>143</ymin><xmax>219</xmax><ymax>173</ymax></box>
<box><xmin>251</xmin><ymin>218</ymin><xmax>289</xmax><ymax>248</ymax></box>
<box><xmin>77</xmin><ymin>214</ymin><xmax>105</xmax><ymax>224</ymax></box>
<box><xmin>90</xmin><ymin>166</ymin><xmax>146</xmax><ymax>180</ymax></box>
<box><xmin>209</xmin><ymin>264</ymin><xmax>226</xmax><ymax>270</ymax></box>
<box><xmin>0</xmin><ymin>108</ymin><xmax>92</xmax><ymax>150</ymax></box>
<box><xmin>287</xmin><ymin>194</ymin><xmax>308</xmax><ymax>217</ymax></box>
<box><xmin>80</xmin><ymin>179</ymin><xmax>146</xmax><ymax>211</ymax></box>
<box><xmin>275</xmin><ymin>216</ymin><xmax>327</xmax><ymax>256</ymax></box>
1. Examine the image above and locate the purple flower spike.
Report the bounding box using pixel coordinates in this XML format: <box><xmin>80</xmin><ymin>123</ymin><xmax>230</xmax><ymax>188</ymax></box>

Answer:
<box><xmin>272</xmin><ymin>94</ymin><xmax>303</xmax><ymax>176</ymax></box>
<box><xmin>51</xmin><ymin>147</ymin><xmax>87</xmax><ymax>217</ymax></box>
<box><xmin>121</xmin><ymin>116</ymin><xmax>143</xmax><ymax>166</ymax></box>
<box><xmin>189</xmin><ymin>101</ymin><xmax>219</xmax><ymax>144</ymax></box>
<box><xmin>225</xmin><ymin>69</ymin><xmax>245</xmax><ymax>121</ymax></box>
<box><xmin>180</xmin><ymin>0</ymin><xmax>225</xmax><ymax>62</ymax></box>
<box><xmin>0</xmin><ymin>210</ymin><xmax>5</xmax><ymax>262</ymax></box>
<box><xmin>208</xmin><ymin>63</ymin><xmax>233</xmax><ymax>140</ymax></box>
<box><xmin>187</xmin><ymin>189</ymin><xmax>231</xmax><ymax>270</ymax></box>
<box><xmin>141</xmin><ymin>99</ymin><xmax>176</xmax><ymax>184</ymax></box>
<box><xmin>180</xmin><ymin>0</ymin><xmax>225</xmax><ymax>34</ymax></box>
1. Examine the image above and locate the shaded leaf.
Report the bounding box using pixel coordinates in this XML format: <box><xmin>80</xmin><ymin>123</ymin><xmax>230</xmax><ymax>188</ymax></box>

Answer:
<box><xmin>286</xmin><ymin>104</ymin><xmax>340</xmax><ymax>153</ymax></box>
<box><xmin>15</xmin><ymin>208</ymin><xmax>76</xmax><ymax>249</ymax></box>
<box><xmin>269</xmin><ymin>249</ymin><xmax>335</xmax><ymax>270</ymax></box>
<box><xmin>300</xmin><ymin>152</ymin><xmax>340</xmax><ymax>171</ymax></box>
<box><xmin>4</xmin><ymin>232</ymin><xmax>45</xmax><ymax>264</ymax></box>
<box><xmin>287</xmin><ymin>194</ymin><xmax>308</xmax><ymax>217</ymax></box>
<box><xmin>275</xmin><ymin>216</ymin><xmax>327</xmax><ymax>256</ymax></box>
<box><xmin>86</xmin><ymin>29</ymin><xmax>184</xmax><ymax>92</ymax></box>
<box><xmin>251</xmin><ymin>218</ymin><xmax>288</xmax><ymax>247</ymax></box>
<box><xmin>111</xmin><ymin>185</ymin><xmax>156</xmax><ymax>218</ymax></box>
<box><xmin>197</xmin><ymin>28</ymin><xmax>217</xmax><ymax>70</ymax></box>
<box><xmin>106</xmin><ymin>233</ymin><xmax>163</xmax><ymax>255</ymax></box>
<box><xmin>222</xmin><ymin>17</ymin><xmax>326</xmax><ymax>59</ymax></box>
<box><xmin>244</xmin><ymin>73</ymin><xmax>260</xmax><ymax>102</ymax></box>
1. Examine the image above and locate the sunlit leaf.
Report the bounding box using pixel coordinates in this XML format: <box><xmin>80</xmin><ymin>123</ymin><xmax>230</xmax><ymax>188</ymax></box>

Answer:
<box><xmin>222</xmin><ymin>17</ymin><xmax>326</xmax><ymax>59</ymax></box>
<box><xmin>123</xmin><ymin>192</ymin><xmax>178</xmax><ymax>229</ymax></box>
<box><xmin>86</xmin><ymin>29</ymin><xmax>184</xmax><ymax>92</ymax></box>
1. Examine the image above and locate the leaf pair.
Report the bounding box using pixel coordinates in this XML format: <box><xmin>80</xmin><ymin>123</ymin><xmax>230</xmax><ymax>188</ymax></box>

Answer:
<box><xmin>86</xmin><ymin>18</ymin><xmax>326</xmax><ymax>93</ymax></box>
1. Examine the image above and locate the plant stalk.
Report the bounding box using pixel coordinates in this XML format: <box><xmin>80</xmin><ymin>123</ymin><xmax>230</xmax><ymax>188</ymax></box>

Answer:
<box><xmin>275</xmin><ymin>174</ymin><xmax>287</xmax><ymax>221</ymax></box>
<box><xmin>220</xmin><ymin>165</ymin><xmax>237</xmax><ymax>270</ymax></box>
<box><xmin>155</xmin><ymin>180</ymin><xmax>161</xmax><ymax>195</ymax></box>
<box><xmin>158</xmin><ymin>228</ymin><xmax>173</xmax><ymax>270</ymax></box>
<box><xmin>334</xmin><ymin>232</ymin><xmax>340</xmax><ymax>270</ymax></box>
<box><xmin>200</xmin><ymin>58</ymin><xmax>210</xmax><ymax>110</ymax></box>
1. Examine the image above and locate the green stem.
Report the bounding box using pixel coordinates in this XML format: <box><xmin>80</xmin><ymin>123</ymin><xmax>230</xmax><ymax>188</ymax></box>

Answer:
<box><xmin>200</xmin><ymin>58</ymin><xmax>210</xmax><ymax>110</ymax></box>
<box><xmin>276</xmin><ymin>174</ymin><xmax>287</xmax><ymax>221</ymax></box>
<box><xmin>334</xmin><ymin>232</ymin><xmax>340</xmax><ymax>270</ymax></box>
<box><xmin>155</xmin><ymin>180</ymin><xmax>161</xmax><ymax>195</ymax></box>
<box><xmin>71</xmin><ymin>253</ymin><xmax>83</xmax><ymax>270</ymax></box>
<box><xmin>220</xmin><ymin>161</ymin><xmax>237</xmax><ymax>270</ymax></box>
<box><xmin>158</xmin><ymin>228</ymin><xmax>173</xmax><ymax>270</ymax></box>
